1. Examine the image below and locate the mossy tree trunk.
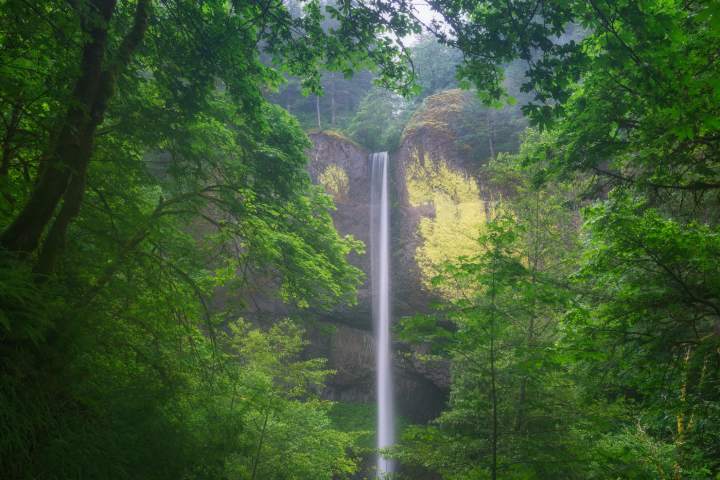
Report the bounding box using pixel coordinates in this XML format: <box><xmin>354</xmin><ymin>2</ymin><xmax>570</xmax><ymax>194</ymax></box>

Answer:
<box><xmin>1</xmin><ymin>0</ymin><xmax>151</xmax><ymax>275</ymax></box>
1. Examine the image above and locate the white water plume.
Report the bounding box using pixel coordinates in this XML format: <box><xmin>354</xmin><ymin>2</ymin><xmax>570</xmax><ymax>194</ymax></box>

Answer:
<box><xmin>370</xmin><ymin>152</ymin><xmax>395</xmax><ymax>478</ymax></box>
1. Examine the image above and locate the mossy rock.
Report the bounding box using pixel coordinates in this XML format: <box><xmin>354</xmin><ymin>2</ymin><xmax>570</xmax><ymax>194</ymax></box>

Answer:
<box><xmin>402</xmin><ymin>89</ymin><xmax>471</xmax><ymax>140</ymax></box>
<box><xmin>309</xmin><ymin>129</ymin><xmax>364</xmax><ymax>150</ymax></box>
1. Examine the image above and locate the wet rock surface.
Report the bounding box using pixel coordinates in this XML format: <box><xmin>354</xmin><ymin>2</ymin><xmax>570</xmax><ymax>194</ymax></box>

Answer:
<box><xmin>305</xmin><ymin>321</ymin><xmax>448</xmax><ymax>423</ymax></box>
<box><xmin>306</xmin><ymin>131</ymin><xmax>450</xmax><ymax>422</ymax></box>
<box><xmin>241</xmin><ymin>93</ymin><xmax>525</xmax><ymax>422</ymax></box>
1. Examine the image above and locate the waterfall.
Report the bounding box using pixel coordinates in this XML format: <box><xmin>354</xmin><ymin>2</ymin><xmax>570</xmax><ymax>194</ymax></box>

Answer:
<box><xmin>370</xmin><ymin>152</ymin><xmax>395</xmax><ymax>478</ymax></box>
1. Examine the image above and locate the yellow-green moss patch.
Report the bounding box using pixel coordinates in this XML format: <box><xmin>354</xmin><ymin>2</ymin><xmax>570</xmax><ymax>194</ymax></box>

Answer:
<box><xmin>319</xmin><ymin>164</ymin><xmax>350</xmax><ymax>201</ymax></box>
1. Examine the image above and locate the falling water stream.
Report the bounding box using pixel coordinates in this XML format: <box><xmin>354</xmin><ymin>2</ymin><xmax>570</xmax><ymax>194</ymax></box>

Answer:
<box><xmin>370</xmin><ymin>152</ymin><xmax>395</xmax><ymax>478</ymax></box>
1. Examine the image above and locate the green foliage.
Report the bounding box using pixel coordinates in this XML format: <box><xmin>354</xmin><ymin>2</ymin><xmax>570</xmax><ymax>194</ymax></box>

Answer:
<box><xmin>430</xmin><ymin>0</ymin><xmax>720</xmax><ymax>192</ymax></box>
<box><xmin>396</xmin><ymin>159</ymin><xmax>582</xmax><ymax>478</ymax></box>
<box><xmin>328</xmin><ymin>402</ymin><xmax>377</xmax><ymax>450</ymax></box>
<box><xmin>409</xmin><ymin>35</ymin><xmax>463</xmax><ymax>100</ymax></box>
<box><xmin>346</xmin><ymin>87</ymin><xmax>410</xmax><ymax>151</ymax></box>
<box><xmin>396</xmin><ymin>2</ymin><xmax>720</xmax><ymax>479</ymax></box>
<box><xmin>395</xmin><ymin>3</ymin><xmax>720</xmax><ymax>475</ymax></box>
<box><xmin>0</xmin><ymin>0</ymin><xmax>430</xmax><ymax>478</ymax></box>
<box><xmin>563</xmin><ymin>193</ymin><xmax>720</xmax><ymax>478</ymax></box>
<box><xmin>318</xmin><ymin>164</ymin><xmax>350</xmax><ymax>201</ymax></box>
<box><xmin>584</xmin><ymin>424</ymin><xmax>677</xmax><ymax>480</ymax></box>
<box><xmin>397</xmin><ymin>121</ymin><xmax>720</xmax><ymax>478</ymax></box>
<box><xmin>3</xmin><ymin>0</ymin><xmax>720</xmax><ymax>478</ymax></box>
<box><xmin>219</xmin><ymin>320</ymin><xmax>357</xmax><ymax>480</ymax></box>
<box><xmin>272</xmin><ymin>71</ymin><xmax>377</xmax><ymax>131</ymax></box>
<box><xmin>403</xmin><ymin>89</ymin><xmax>525</xmax><ymax>164</ymax></box>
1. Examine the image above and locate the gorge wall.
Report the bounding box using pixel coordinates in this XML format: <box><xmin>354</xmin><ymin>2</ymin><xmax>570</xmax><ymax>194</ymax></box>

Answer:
<box><xmin>305</xmin><ymin>130</ymin><xmax>448</xmax><ymax>423</ymax></box>
<box><xmin>304</xmin><ymin>89</ymin><xmax>525</xmax><ymax>423</ymax></box>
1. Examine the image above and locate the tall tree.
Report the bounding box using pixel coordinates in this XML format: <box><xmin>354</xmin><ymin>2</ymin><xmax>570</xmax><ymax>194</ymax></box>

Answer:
<box><xmin>0</xmin><ymin>0</ymin><xmax>420</xmax><ymax>270</ymax></box>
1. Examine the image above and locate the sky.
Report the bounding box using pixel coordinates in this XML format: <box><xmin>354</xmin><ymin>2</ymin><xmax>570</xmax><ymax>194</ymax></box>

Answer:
<box><xmin>404</xmin><ymin>1</ymin><xmax>451</xmax><ymax>44</ymax></box>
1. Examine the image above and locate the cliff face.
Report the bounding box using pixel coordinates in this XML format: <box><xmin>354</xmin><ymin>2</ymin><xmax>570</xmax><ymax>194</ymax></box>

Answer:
<box><xmin>300</xmin><ymin>91</ymin><xmax>525</xmax><ymax>423</ymax></box>
<box><xmin>393</xmin><ymin>90</ymin><xmax>524</xmax><ymax>299</ymax></box>
<box><xmin>305</xmin><ymin>130</ymin><xmax>448</xmax><ymax>423</ymax></box>
<box><xmin>306</xmin><ymin>132</ymin><xmax>372</xmax><ymax>328</ymax></box>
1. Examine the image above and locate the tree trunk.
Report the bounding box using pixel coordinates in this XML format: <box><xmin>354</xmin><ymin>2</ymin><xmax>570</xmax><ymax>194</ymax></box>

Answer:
<box><xmin>34</xmin><ymin>0</ymin><xmax>151</xmax><ymax>274</ymax></box>
<box><xmin>490</xmin><ymin>250</ymin><xmax>498</xmax><ymax>480</ymax></box>
<box><xmin>315</xmin><ymin>94</ymin><xmax>322</xmax><ymax>130</ymax></box>
<box><xmin>487</xmin><ymin>110</ymin><xmax>495</xmax><ymax>159</ymax></box>
<box><xmin>330</xmin><ymin>73</ymin><xmax>336</xmax><ymax>126</ymax></box>
<box><xmin>516</xmin><ymin>193</ymin><xmax>541</xmax><ymax>433</ymax></box>
<box><xmin>1</xmin><ymin>0</ymin><xmax>150</xmax><ymax>271</ymax></box>
<box><xmin>0</xmin><ymin>0</ymin><xmax>117</xmax><ymax>255</ymax></box>
<box><xmin>1</xmin><ymin>102</ymin><xmax>22</xmax><ymax>206</ymax></box>
<box><xmin>34</xmin><ymin>170</ymin><xmax>86</xmax><ymax>275</ymax></box>
<box><xmin>1</xmin><ymin>102</ymin><xmax>22</xmax><ymax>178</ymax></box>
<box><xmin>251</xmin><ymin>412</ymin><xmax>270</xmax><ymax>480</ymax></box>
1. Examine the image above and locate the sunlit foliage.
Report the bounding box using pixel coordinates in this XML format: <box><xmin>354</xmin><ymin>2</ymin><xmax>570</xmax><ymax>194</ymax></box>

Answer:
<box><xmin>318</xmin><ymin>164</ymin><xmax>350</xmax><ymax>201</ymax></box>
<box><xmin>405</xmin><ymin>152</ymin><xmax>491</xmax><ymax>295</ymax></box>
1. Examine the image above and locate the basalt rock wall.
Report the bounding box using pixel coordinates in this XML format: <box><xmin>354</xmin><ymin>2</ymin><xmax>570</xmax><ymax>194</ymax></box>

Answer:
<box><xmin>305</xmin><ymin>130</ymin><xmax>448</xmax><ymax>423</ymax></box>
<box><xmin>274</xmin><ymin>91</ymin><xmax>525</xmax><ymax>423</ymax></box>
